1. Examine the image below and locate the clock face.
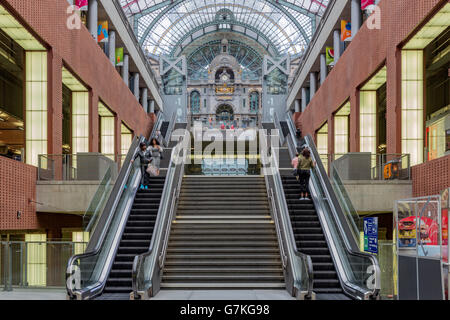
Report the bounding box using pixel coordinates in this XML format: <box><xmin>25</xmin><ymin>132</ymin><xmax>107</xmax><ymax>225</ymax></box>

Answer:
<box><xmin>221</xmin><ymin>74</ymin><xmax>229</xmax><ymax>82</ymax></box>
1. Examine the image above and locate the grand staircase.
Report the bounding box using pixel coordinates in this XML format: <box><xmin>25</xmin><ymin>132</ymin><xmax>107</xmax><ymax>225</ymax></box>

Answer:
<box><xmin>161</xmin><ymin>176</ymin><xmax>285</xmax><ymax>289</ymax></box>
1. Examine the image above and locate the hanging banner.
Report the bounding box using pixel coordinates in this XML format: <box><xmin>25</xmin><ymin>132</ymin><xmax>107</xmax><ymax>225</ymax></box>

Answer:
<box><xmin>341</xmin><ymin>20</ymin><xmax>352</xmax><ymax>42</ymax></box>
<box><xmin>75</xmin><ymin>0</ymin><xmax>88</xmax><ymax>11</ymax></box>
<box><xmin>115</xmin><ymin>47</ymin><xmax>124</xmax><ymax>66</ymax></box>
<box><xmin>326</xmin><ymin>47</ymin><xmax>334</xmax><ymax>65</ymax></box>
<box><xmin>361</xmin><ymin>0</ymin><xmax>375</xmax><ymax>10</ymax></box>
<box><xmin>97</xmin><ymin>21</ymin><xmax>109</xmax><ymax>43</ymax></box>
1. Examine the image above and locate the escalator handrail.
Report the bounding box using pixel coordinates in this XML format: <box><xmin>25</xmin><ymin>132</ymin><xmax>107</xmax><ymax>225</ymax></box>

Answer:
<box><xmin>273</xmin><ymin>112</ymin><xmax>285</xmax><ymax>147</ymax></box>
<box><xmin>131</xmin><ymin>137</ymin><xmax>186</xmax><ymax>299</ymax></box>
<box><xmin>260</xmin><ymin>131</ymin><xmax>314</xmax><ymax>299</ymax></box>
<box><xmin>305</xmin><ymin>134</ymin><xmax>381</xmax><ymax>299</ymax></box>
<box><xmin>66</xmin><ymin>135</ymin><xmax>144</xmax><ymax>299</ymax></box>
<box><xmin>285</xmin><ymin>114</ymin><xmax>299</xmax><ymax>150</ymax></box>
<box><xmin>150</xmin><ymin>112</ymin><xmax>163</xmax><ymax>141</ymax></box>
<box><xmin>164</xmin><ymin>111</ymin><xmax>177</xmax><ymax>146</ymax></box>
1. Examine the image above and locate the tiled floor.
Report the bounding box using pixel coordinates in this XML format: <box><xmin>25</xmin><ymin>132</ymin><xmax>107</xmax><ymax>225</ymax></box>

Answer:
<box><xmin>151</xmin><ymin>290</ymin><xmax>296</xmax><ymax>300</ymax></box>
<box><xmin>0</xmin><ymin>288</ymin><xmax>66</xmax><ymax>300</ymax></box>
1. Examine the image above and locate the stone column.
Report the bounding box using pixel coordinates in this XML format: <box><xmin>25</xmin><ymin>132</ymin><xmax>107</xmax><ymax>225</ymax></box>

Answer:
<box><xmin>320</xmin><ymin>54</ymin><xmax>327</xmax><ymax>85</ymax></box>
<box><xmin>141</xmin><ymin>88</ymin><xmax>148</xmax><ymax>112</ymax></box>
<box><xmin>295</xmin><ymin>100</ymin><xmax>301</xmax><ymax>113</ymax></box>
<box><xmin>333</xmin><ymin>30</ymin><xmax>343</xmax><ymax>63</ymax></box>
<box><xmin>351</xmin><ymin>0</ymin><xmax>362</xmax><ymax>40</ymax></box>
<box><xmin>150</xmin><ymin>100</ymin><xmax>155</xmax><ymax>113</ymax></box>
<box><xmin>108</xmin><ymin>31</ymin><xmax>116</xmax><ymax>66</ymax></box>
<box><xmin>122</xmin><ymin>54</ymin><xmax>129</xmax><ymax>87</ymax></box>
<box><xmin>133</xmin><ymin>73</ymin><xmax>140</xmax><ymax>100</ymax></box>
<box><xmin>87</xmin><ymin>0</ymin><xmax>98</xmax><ymax>41</ymax></box>
<box><xmin>301</xmin><ymin>87</ymin><xmax>308</xmax><ymax>112</ymax></box>
<box><xmin>309</xmin><ymin>72</ymin><xmax>317</xmax><ymax>101</ymax></box>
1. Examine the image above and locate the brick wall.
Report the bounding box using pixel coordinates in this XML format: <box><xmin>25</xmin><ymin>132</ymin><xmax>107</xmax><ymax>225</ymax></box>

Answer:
<box><xmin>3</xmin><ymin>0</ymin><xmax>155</xmax><ymax>155</ymax></box>
<box><xmin>296</xmin><ymin>0</ymin><xmax>446</xmax><ymax>155</ymax></box>
<box><xmin>0</xmin><ymin>156</ymin><xmax>37</xmax><ymax>230</ymax></box>
<box><xmin>412</xmin><ymin>155</ymin><xmax>450</xmax><ymax>197</ymax></box>
<box><xmin>0</xmin><ymin>0</ymin><xmax>157</xmax><ymax>231</ymax></box>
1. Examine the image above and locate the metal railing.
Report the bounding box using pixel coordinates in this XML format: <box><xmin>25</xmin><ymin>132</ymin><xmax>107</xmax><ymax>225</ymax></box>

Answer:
<box><xmin>131</xmin><ymin>133</ymin><xmax>188</xmax><ymax>299</ymax></box>
<box><xmin>164</xmin><ymin>111</ymin><xmax>177</xmax><ymax>146</ymax></box>
<box><xmin>260</xmin><ymin>129</ymin><xmax>314</xmax><ymax>299</ymax></box>
<box><xmin>66</xmin><ymin>136</ymin><xmax>144</xmax><ymax>300</ymax></box>
<box><xmin>273</xmin><ymin>112</ymin><xmax>286</xmax><ymax>147</ymax></box>
<box><xmin>305</xmin><ymin>134</ymin><xmax>381</xmax><ymax>299</ymax></box>
<box><xmin>37</xmin><ymin>154</ymin><xmax>118</xmax><ymax>181</ymax></box>
<box><xmin>1</xmin><ymin>241</ymin><xmax>87</xmax><ymax>290</ymax></box>
<box><xmin>82</xmin><ymin>166</ymin><xmax>115</xmax><ymax>233</ymax></box>
<box><xmin>331</xmin><ymin>153</ymin><xmax>411</xmax><ymax>181</ymax></box>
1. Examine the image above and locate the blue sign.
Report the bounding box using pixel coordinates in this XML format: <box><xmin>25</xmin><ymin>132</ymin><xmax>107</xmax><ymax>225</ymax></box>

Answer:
<box><xmin>364</xmin><ymin>217</ymin><xmax>378</xmax><ymax>254</ymax></box>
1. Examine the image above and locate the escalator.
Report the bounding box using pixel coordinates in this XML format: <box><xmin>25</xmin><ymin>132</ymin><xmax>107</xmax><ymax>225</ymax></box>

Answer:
<box><xmin>281</xmin><ymin>176</ymin><xmax>350</xmax><ymax>300</ymax></box>
<box><xmin>269</xmin><ymin>115</ymin><xmax>380</xmax><ymax>300</ymax></box>
<box><xmin>97</xmin><ymin>177</ymin><xmax>165</xmax><ymax>299</ymax></box>
<box><xmin>66</xmin><ymin>119</ymin><xmax>182</xmax><ymax>300</ymax></box>
<box><xmin>160</xmin><ymin>121</ymin><xmax>170</xmax><ymax>139</ymax></box>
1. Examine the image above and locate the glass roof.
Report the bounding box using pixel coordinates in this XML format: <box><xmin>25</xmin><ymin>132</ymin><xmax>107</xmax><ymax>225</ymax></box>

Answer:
<box><xmin>188</xmin><ymin>39</ymin><xmax>263</xmax><ymax>81</ymax></box>
<box><xmin>120</xmin><ymin>0</ymin><xmax>329</xmax><ymax>57</ymax></box>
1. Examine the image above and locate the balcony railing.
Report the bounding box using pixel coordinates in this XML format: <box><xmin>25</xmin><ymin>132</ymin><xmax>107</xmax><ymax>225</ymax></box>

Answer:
<box><xmin>37</xmin><ymin>153</ymin><xmax>121</xmax><ymax>181</ymax></box>
<box><xmin>1</xmin><ymin>241</ymin><xmax>87</xmax><ymax>290</ymax></box>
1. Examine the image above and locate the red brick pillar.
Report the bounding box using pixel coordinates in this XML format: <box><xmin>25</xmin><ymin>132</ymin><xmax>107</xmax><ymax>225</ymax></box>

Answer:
<box><xmin>115</xmin><ymin>115</ymin><xmax>122</xmax><ymax>164</ymax></box>
<box><xmin>89</xmin><ymin>91</ymin><xmax>99</xmax><ymax>153</ymax></box>
<box><xmin>386</xmin><ymin>48</ymin><xmax>402</xmax><ymax>155</ymax></box>
<box><xmin>349</xmin><ymin>88</ymin><xmax>360</xmax><ymax>152</ymax></box>
<box><xmin>47</xmin><ymin>51</ymin><xmax>63</xmax><ymax>180</ymax></box>
<box><xmin>328</xmin><ymin>114</ymin><xmax>335</xmax><ymax>158</ymax></box>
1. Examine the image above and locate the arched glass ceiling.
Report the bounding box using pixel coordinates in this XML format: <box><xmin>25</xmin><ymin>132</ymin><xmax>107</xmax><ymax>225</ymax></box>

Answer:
<box><xmin>187</xmin><ymin>39</ymin><xmax>263</xmax><ymax>81</ymax></box>
<box><xmin>120</xmin><ymin>0</ymin><xmax>329</xmax><ymax>57</ymax></box>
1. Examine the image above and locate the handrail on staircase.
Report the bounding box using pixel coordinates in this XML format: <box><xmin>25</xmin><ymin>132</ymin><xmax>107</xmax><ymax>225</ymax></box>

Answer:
<box><xmin>305</xmin><ymin>134</ymin><xmax>381</xmax><ymax>300</ymax></box>
<box><xmin>131</xmin><ymin>132</ymin><xmax>188</xmax><ymax>300</ymax></box>
<box><xmin>66</xmin><ymin>136</ymin><xmax>145</xmax><ymax>300</ymax></box>
<box><xmin>260</xmin><ymin>129</ymin><xmax>314</xmax><ymax>300</ymax></box>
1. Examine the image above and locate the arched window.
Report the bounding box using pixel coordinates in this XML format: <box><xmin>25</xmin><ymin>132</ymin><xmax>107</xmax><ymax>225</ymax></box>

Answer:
<box><xmin>190</xmin><ymin>91</ymin><xmax>200</xmax><ymax>113</ymax></box>
<box><xmin>250</xmin><ymin>92</ymin><xmax>259</xmax><ymax>113</ymax></box>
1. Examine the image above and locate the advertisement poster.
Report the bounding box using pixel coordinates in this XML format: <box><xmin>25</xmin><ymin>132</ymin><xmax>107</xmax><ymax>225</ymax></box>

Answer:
<box><xmin>115</xmin><ymin>47</ymin><xmax>124</xmax><ymax>66</ymax></box>
<box><xmin>398</xmin><ymin>216</ymin><xmax>439</xmax><ymax>248</ymax></box>
<box><xmin>97</xmin><ymin>21</ymin><xmax>109</xmax><ymax>43</ymax></box>
<box><xmin>341</xmin><ymin>20</ymin><xmax>352</xmax><ymax>42</ymax></box>
<box><xmin>326</xmin><ymin>47</ymin><xmax>334</xmax><ymax>65</ymax></box>
<box><xmin>364</xmin><ymin>217</ymin><xmax>378</xmax><ymax>254</ymax></box>
<box><xmin>75</xmin><ymin>0</ymin><xmax>88</xmax><ymax>11</ymax></box>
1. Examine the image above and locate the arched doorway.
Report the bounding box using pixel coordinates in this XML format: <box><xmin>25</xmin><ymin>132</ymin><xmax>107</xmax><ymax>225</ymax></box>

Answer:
<box><xmin>216</xmin><ymin>104</ymin><xmax>234</xmax><ymax>124</ymax></box>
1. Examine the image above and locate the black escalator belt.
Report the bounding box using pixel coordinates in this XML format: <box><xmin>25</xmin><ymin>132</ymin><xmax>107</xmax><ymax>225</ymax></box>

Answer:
<box><xmin>168</xmin><ymin>123</ymin><xmax>187</xmax><ymax>148</ymax></box>
<box><xmin>280</xmin><ymin>121</ymin><xmax>290</xmax><ymax>138</ymax></box>
<box><xmin>160</xmin><ymin>122</ymin><xmax>170</xmax><ymax>138</ymax></box>
<box><xmin>97</xmin><ymin>176</ymin><xmax>166</xmax><ymax>299</ymax></box>
<box><xmin>281</xmin><ymin>176</ymin><xmax>351</xmax><ymax>300</ymax></box>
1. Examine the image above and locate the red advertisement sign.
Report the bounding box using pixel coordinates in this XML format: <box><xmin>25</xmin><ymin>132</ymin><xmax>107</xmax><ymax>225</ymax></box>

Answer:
<box><xmin>361</xmin><ymin>0</ymin><xmax>375</xmax><ymax>10</ymax></box>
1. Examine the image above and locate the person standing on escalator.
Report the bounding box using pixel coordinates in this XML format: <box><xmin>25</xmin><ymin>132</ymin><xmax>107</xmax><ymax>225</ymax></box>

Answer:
<box><xmin>297</xmin><ymin>147</ymin><xmax>316</xmax><ymax>200</ymax></box>
<box><xmin>131</xmin><ymin>142</ymin><xmax>152</xmax><ymax>190</ymax></box>
<box><xmin>147</xmin><ymin>138</ymin><xmax>163</xmax><ymax>177</ymax></box>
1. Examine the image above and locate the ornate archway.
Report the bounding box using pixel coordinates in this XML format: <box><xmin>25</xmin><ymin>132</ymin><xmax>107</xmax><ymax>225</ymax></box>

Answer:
<box><xmin>215</xmin><ymin>104</ymin><xmax>234</xmax><ymax>124</ymax></box>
